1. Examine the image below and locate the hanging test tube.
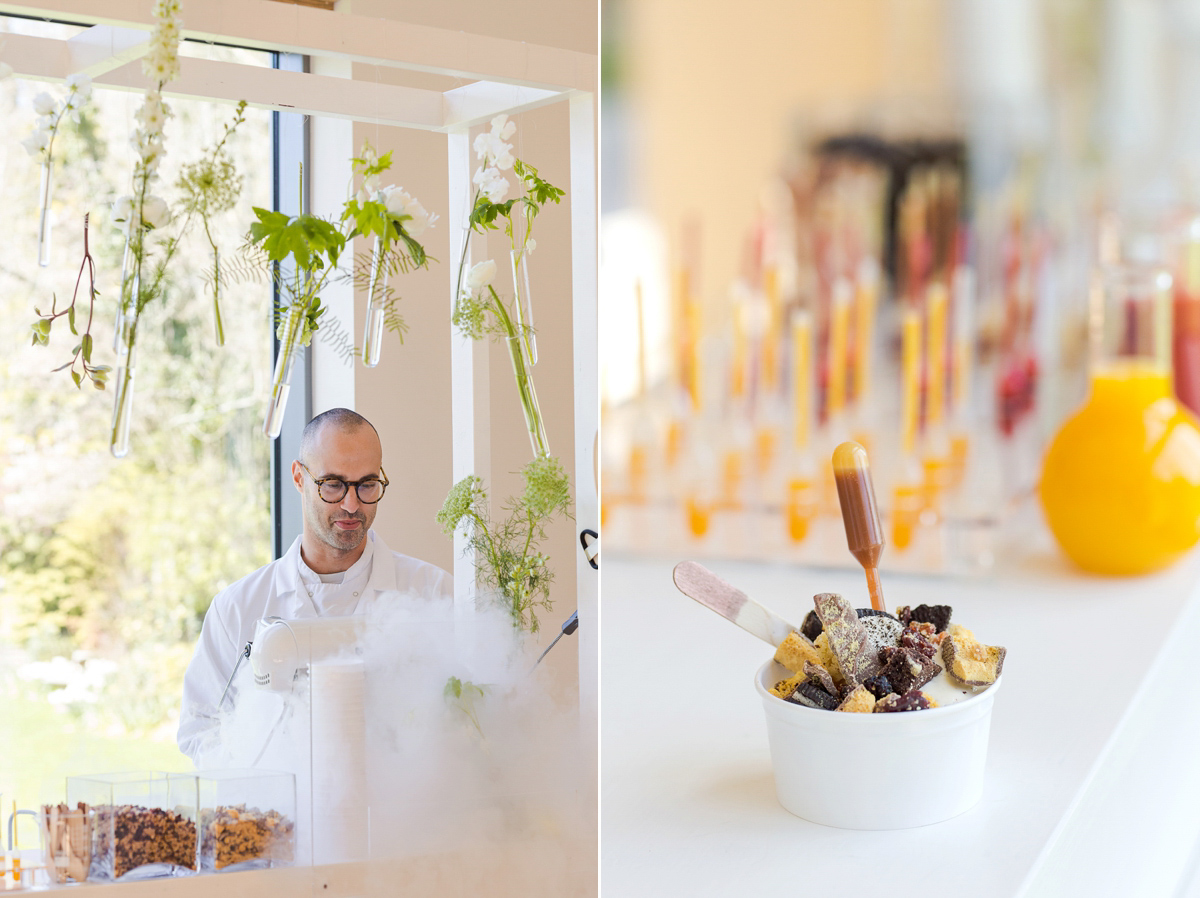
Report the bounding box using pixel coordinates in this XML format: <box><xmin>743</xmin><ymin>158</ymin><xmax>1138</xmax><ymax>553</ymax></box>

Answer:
<box><xmin>113</xmin><ymin>235</ymin><xmax>135</xmax><ymax>352</ymax></box>
<box><xmin>37</xmin><ymin>159</ymin><xmax>53</xmax><ymax>267</ymax></box>
<box><xmin>511</xmin><ymin>247</ymin><xmax>537</xmax><ymax>366</ymax></box>
<box><xmin>361</xmin><ymin>236</ymin><xmax>387</xmax><ymax>368</ymax></box>
<box><xmin>893</xmin><ymin>308</ymin><xmax>923</xmax><ymax>551</ymax></box>
<box><xmin>786</xmin><ymin>310</ymin><xmax>817</xmax><ymax>543</ymax></box>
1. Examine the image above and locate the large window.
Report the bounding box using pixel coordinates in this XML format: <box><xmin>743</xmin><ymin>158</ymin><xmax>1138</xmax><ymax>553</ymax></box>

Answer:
<box><xmin>0</xmin><ymin>15</ymin><xmax>275</xmax><ymax>812</ymax></box>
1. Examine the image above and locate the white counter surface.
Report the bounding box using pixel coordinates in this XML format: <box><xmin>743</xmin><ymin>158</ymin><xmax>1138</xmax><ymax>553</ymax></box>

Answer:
<box><xmin>600</xmin><ymin>543</ymin><xmax>1200</xmax><ymax>897</ymax></box>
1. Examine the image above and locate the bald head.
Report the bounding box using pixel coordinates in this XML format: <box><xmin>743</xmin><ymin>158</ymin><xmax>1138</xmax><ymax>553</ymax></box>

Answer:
<box><xmin>293</xmin><ymin>408</ymin><xmax>384</xmax><ymax>573</ymax></box>
<box><xmin>299</xmin><ymin>408</ymin><xmax>379</xmax><ymax>464</ymax></box>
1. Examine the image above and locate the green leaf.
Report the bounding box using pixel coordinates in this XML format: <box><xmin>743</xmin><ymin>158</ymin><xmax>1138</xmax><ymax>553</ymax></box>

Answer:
<box><xmin>444</xmin><ymin>676</ymin><xmax>463</xmax><ymax>699</ymax></box>
<box><xmin>70</xmin><ymin>369</ymin><xmax>82</xmax><ymax>388</ymax></box>
<box><xmin>82</xmin><ymin>333</ymin><xmax>93</xmax><ymax>363</ymax></box>
<box><xmin>68</xmin><ymin>305</ymin><xmax>77</xmax><ymax>335</ymax></box>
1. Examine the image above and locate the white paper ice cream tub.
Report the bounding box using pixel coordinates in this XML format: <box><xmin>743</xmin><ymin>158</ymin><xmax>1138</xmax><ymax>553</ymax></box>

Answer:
<box><xmin>756</xmin><ymin>659</ymin><xmax>1001</xmax><ymax>829</ymax></box>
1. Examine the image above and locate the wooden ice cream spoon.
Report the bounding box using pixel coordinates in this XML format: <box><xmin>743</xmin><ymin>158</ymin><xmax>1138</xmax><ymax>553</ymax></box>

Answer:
<box><xmin>672</xmin><ymin>560</ymin><xmax>796</xmax><ymax>648</ymax></box>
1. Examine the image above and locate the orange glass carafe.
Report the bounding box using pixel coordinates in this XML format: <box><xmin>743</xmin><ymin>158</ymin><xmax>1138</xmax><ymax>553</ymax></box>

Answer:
<box><xmin>1040</xmin><ymin>265</ymin><xmax>1200</xmax><ymax>575</ymax></box>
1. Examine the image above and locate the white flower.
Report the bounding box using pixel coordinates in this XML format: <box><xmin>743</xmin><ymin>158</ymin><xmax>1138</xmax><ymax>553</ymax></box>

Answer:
<box><xmin>474</xmin><ymin>131</ymin><xmax>515</xmax><ymax>171</ymax></box>
<box><xmin>0</xmin><ymin>62</ymin><xmax>13</xmax><ymax>80</ymax></box>
<box><xmin>140</xmin><ymin>194</ymin><xmax>171</xmax><ymax>229</ymax></box>
<box><xmin>491</xmin><ymin>114</ymin><xmax>516</xmax><ymax>141</ymax></box>
<box><xmin>473</xmin><ymin>165</ymin><xmax>511</xmax><ymax>202</ymax></box>
<box><xmin>382</xmin><ymin>187</ymin><xmax>436</xmax><ymax>237</ymax></box>
<box><xmin>112</xmin><ymin>195</ymin><xmax>134</xmax><ymax>223</ymax></box>
<box><xmin>404</xmin><ymin>198</ymin><xmax>435</xmax><ymax>236</ymax></box>
<box><xmin>383</xmin><ymin>186</ymin><xmax>410</xmax><ymax>217</ymax></box>
<box><xmin>482</xmin><ymin>171</ymin><xmax>509</xmax><ymax>203</ymax></box>
<box><xmin>526</xmin><ymin>239</ymin><xmax>536</xmax><ymax>253</ymax></box>
<box><xmin>65</xmin><ymin>72</ymin><xmax>92</xmax><ymax>100</ymax></box>
<box><xmin>136</xmin><ymin>102</ymin><xmax>165</xmax><ymax>132</ymax></box>
<box><xmin>21</xmin><ymin>131</ymin><xmax>49</xmax><ymax>156</ymax></box>
<box><xmin>33</xmin><ymin>92</ymin><xmax>57</xmax><ymax>116</ymax></box>
<box><xmin>466</xmin><ymin>259</ymin><xmax>497</xmax><ymax>294</ymax></box>
<box><xmin>35</xmin><ymin>115</ymin><xmax>55</xmax><ymax>132</ymax></box>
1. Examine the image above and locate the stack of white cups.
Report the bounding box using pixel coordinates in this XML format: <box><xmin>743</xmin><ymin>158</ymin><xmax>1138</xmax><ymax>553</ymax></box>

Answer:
<box><xmin>310</xmin><ymin>660</ymin><xmax>368</xmax><ymax>864</ymax></box>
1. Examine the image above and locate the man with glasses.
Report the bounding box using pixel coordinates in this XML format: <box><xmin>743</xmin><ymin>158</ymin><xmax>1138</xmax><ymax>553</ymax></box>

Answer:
<box><xmin>176</xmin><ymin>407</ymin><xmax>452</xmax><ymax>763</ymax></box>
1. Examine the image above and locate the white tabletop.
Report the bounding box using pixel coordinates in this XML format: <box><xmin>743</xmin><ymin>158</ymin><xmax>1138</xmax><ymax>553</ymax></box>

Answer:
<box><xmin>600</xmin><ymin>540</ymin><xmax>1200</xmax><ymax>897</ymax></box>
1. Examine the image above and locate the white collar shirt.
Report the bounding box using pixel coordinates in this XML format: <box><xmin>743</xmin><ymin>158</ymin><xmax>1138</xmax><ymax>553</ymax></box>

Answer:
<box><xmin>177</xmin><ymin>529</ymin><xmax>452</xmax><ymax>763</ymax></box>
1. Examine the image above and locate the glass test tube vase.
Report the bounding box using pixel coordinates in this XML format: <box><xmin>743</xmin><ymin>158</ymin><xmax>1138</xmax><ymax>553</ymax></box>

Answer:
<box><xmin>361</xmin><ymin>236</ymin><xmax>387</xmax><ymax>368</ymax></box>
<box><xmin>263</xmin><ymin>304</ymin><xmax>304</xmax><ymax>439</ymax></box>
<box><xmin>110</xmin><ymin>316</ymin><xmax>137</xmax><ymax>459</ymax></box>
<box><xmin>506</xmin><ymin>333</ymin><xmax>549</xmax><ymax>458</ymax></box>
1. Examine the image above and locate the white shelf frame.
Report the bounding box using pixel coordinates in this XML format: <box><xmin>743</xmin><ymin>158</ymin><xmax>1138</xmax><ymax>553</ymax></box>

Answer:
<box><xmin>0</xmin><ymin>0</ymin><xmax>599</xmax><ymax>748</ymax></box>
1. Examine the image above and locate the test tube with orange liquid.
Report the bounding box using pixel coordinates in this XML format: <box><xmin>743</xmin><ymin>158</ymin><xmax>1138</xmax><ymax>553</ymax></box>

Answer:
<box><xmin>892</xmin><ymin>308</ymin><xmax>923</xmax><ymax>551</ymax></box>
<box><xmin>920</xmin><ymin>282</ymin><xmax>952</xmax><ymax>513</ymax></box>
<box><xmin>785</xmin><ymin>310</ymin><xmax>817</xmax><ymax>543</ymax></box>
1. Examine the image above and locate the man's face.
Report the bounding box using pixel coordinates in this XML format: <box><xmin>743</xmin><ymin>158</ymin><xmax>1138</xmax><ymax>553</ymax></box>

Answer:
<box><xmin>292</xmin><ymin>424</ymin><xmax>383</xmax><ymax>557</ymax></box>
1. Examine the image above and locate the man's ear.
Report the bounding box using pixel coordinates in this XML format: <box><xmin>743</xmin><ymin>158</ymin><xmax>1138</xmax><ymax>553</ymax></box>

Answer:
<box><xmin>291</xmin><ymin>460</ymin><xmax>304</xmax><ymax>494</ymax></box>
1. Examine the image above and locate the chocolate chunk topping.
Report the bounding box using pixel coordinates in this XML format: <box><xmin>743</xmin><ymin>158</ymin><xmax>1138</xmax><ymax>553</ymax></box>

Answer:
<box><xmin>856</xmin><ymin>608</ymin><xmax>898</xmax><ymax>621</ymax></box>
<box><xmin>875</xmin><ymin>689</ymin><xmax>937</xmax><ymax>712</ymax></box>
<box><xmin>861</xmin><ymin>674</ymin><xmax>895</xmax><ymax>700</ymax></box>
<box><xmin>879</xmin><ymin>645</ymin><xmax>941</xmax><ymax>695</ymax></box>
<box><xmin>899</xmin><ymin>626</ymin><xmax>938</xmax><ymax>661</ymax></box>
<box><xmin>803</xmin><ymin>661</ymin><xmax>838</xmax><ymax>698</ymax></box>
<box><xmin>800</xmin><ymin>610</ymin><xmax>823</xmax><ymax>641</ymax></box>
<box><xmin>906</xmin><ymin>604</ymin><xmax>952</xmax><ymax>633</ymax></box>
<box><xmin>786</xmin><ymin>678</ymin><xmax>840</xmax><ymax>710</ymax></box>
<box><xmin>813</xmin><ymin>592</ymin><xmax>881</xmax><ymax>687</ymax></box>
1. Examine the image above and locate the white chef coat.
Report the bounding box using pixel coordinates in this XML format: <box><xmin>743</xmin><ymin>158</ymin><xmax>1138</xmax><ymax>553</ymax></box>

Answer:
<box><xmin>176</xmin><ymin>528</ymin><xmax>452</xmax><ymax>762</ymax></box>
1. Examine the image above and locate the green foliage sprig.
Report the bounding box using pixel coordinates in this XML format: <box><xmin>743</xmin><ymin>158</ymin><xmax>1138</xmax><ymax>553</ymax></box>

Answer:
<box><xmin>444</xmin><ymin>676</ymin><xmax>488</xmax><ymax>737</ymax></box>
<box><xmin>178</xmin><ymin>99</ymin><xmax>247</xmax><ymax>345</ymax></box>
<box><xmin>32</xmin><ymin>214</ymin><xmax>111</xmax><ymax>390</ymax></box>
<box><xmin>245</xmin><ymin>142</ymin><xmax>436</xmax><ymax>358</ymax></box>
<box><xmin>437</xmin><ymin>454</ymin><xmax>572</xmax><ymax>633</ymax></box>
